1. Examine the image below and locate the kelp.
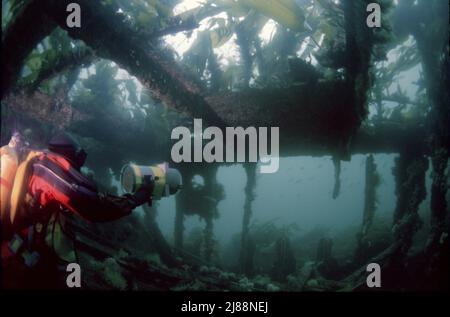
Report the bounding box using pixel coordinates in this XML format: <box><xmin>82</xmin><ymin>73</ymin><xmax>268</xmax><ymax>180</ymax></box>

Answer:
<box><xmin>1</xmin><ymin>0</ymin><xmax>448</xmax><ymax>291</ymax></box>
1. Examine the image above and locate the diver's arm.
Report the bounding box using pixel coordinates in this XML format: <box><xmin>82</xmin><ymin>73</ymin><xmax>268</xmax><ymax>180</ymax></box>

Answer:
<box><xmin>68</xmin><ymin>184</ymin><xmax>152</xmax><ymax>222</ymax></box>
<box><xmin>29</xmin><ymin>162</ymin><xmax>152</xmax><ymax>223</ymax></box>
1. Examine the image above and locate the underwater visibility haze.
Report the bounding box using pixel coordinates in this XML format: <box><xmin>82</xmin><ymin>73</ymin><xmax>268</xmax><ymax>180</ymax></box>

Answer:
<box><xmin>0</xmin><ymin>0</ymin><xmax>448</xmax><ymax>292</ymax></box>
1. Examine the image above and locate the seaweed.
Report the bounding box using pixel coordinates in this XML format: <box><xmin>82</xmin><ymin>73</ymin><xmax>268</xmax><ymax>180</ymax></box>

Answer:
<box><xmin>1</xmin><ymin>0</ymin><xmax>448</xmax><ymax>291</ymax></box>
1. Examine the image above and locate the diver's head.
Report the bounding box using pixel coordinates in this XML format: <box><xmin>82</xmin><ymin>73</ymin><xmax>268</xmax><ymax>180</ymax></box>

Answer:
<box><xmin>9</xmin><ymin>131</ymin><xmax>25</xmax><ymax>148</ymax></box>
<box><xmin>48</xmin><ymin>132</ymin><xmax>87</xmax><ymax>169</ymax></box>
<box><xmin>8</xmin><ymin>131</ymin><xmax>30</xmax><ymax>160</ymax></box>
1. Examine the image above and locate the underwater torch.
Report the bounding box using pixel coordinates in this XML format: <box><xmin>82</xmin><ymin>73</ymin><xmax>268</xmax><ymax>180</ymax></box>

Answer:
<box><xmin>120</xmin><ymin>163</ymin><xmax>182</xmax><ymax>200</ymax></box>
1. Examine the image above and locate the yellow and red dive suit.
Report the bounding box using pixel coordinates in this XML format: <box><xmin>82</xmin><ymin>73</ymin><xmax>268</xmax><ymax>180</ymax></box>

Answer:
<box><xmin>1</xmin><ymin>146</ymin><xmax>151</xmax><ymax>288</ymax></box>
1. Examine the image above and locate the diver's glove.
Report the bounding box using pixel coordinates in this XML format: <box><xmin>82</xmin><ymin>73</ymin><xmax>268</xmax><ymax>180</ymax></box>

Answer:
<box><xmin>131</xmin><ymin>183</ymin><xmax>153</xmax><ymax>207</ymax></box>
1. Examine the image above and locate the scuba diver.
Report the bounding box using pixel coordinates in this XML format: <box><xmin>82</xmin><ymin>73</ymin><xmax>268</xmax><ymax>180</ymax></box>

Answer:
<box><xmin>1</xmin><ymin>132</ymin><xmax>155</xmax><ymax>289</ymax></box>
<box><xmin>1</xmin><ymin>131</ymin><xmax>29</xmax><ymax>226</ymax></box>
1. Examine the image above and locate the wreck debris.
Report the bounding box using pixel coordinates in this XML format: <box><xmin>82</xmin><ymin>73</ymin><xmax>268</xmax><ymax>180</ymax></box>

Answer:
<box><xmin>316</xmin><ymin>237</ymin><xmax>333</xmax><ymax>263</ymax></box>
<box><xmin>271</xmin><ymin>234</ymin><xmax>297</xmax><ymax>282</ymax></box>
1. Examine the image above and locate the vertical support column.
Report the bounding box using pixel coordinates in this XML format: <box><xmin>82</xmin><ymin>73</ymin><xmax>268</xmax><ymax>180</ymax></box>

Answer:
<box><xmin>361</xmin><ymin>155</ymin><xmax>378</xmax><ymax>237</ymax></box>
<box><xmin>203</xmin><ymin>214</ymin><xmax>214</xmax><ymax>263</ymax></box>
<box><xmin>413</xmin><ymin>4</ymin><xmax>448</xmax><ymax>252</ymax></box>
<box><xmin>174</xmin><ymin>193</ymin><xmax>185</xmax><ymax>251</ymax></box>
<box><xmin>427</xmin><ymin>46</ymin><xmax>449</xmax><ymax>248</ymax></box>
<box><xmin>201</xmin><ymin>166</ymin><xmax>221</xmax><ymax>263</ymax></box>
<box><xmin>429</xmin><ymin>149</ymin><xmax>448</xmax><ymax>237</ymax></box>
<box><xmin>332</xmin><ymin>156</ymin><xmax>341</xmax><ymax>199</ymax></box>
<box><xmin>240</xmin><ymin>163</ymin><xmax>257</xmax><ymax>275</ymax></box>
<box><xmin>355</xmin><ymin>154</ymin><xmax>379</xmax><ymax>263</ymax></box>
<box><xmin>392</xmin><ymin>152</ymin><xmax>428</xmax><ymax>255</ymax></box>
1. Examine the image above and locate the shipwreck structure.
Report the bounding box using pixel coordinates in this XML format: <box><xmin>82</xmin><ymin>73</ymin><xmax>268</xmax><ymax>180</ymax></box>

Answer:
<box><xmin>1</xmin><ymin>0</ymin><xmax>448</xmax><ymax>290</ymax></box>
